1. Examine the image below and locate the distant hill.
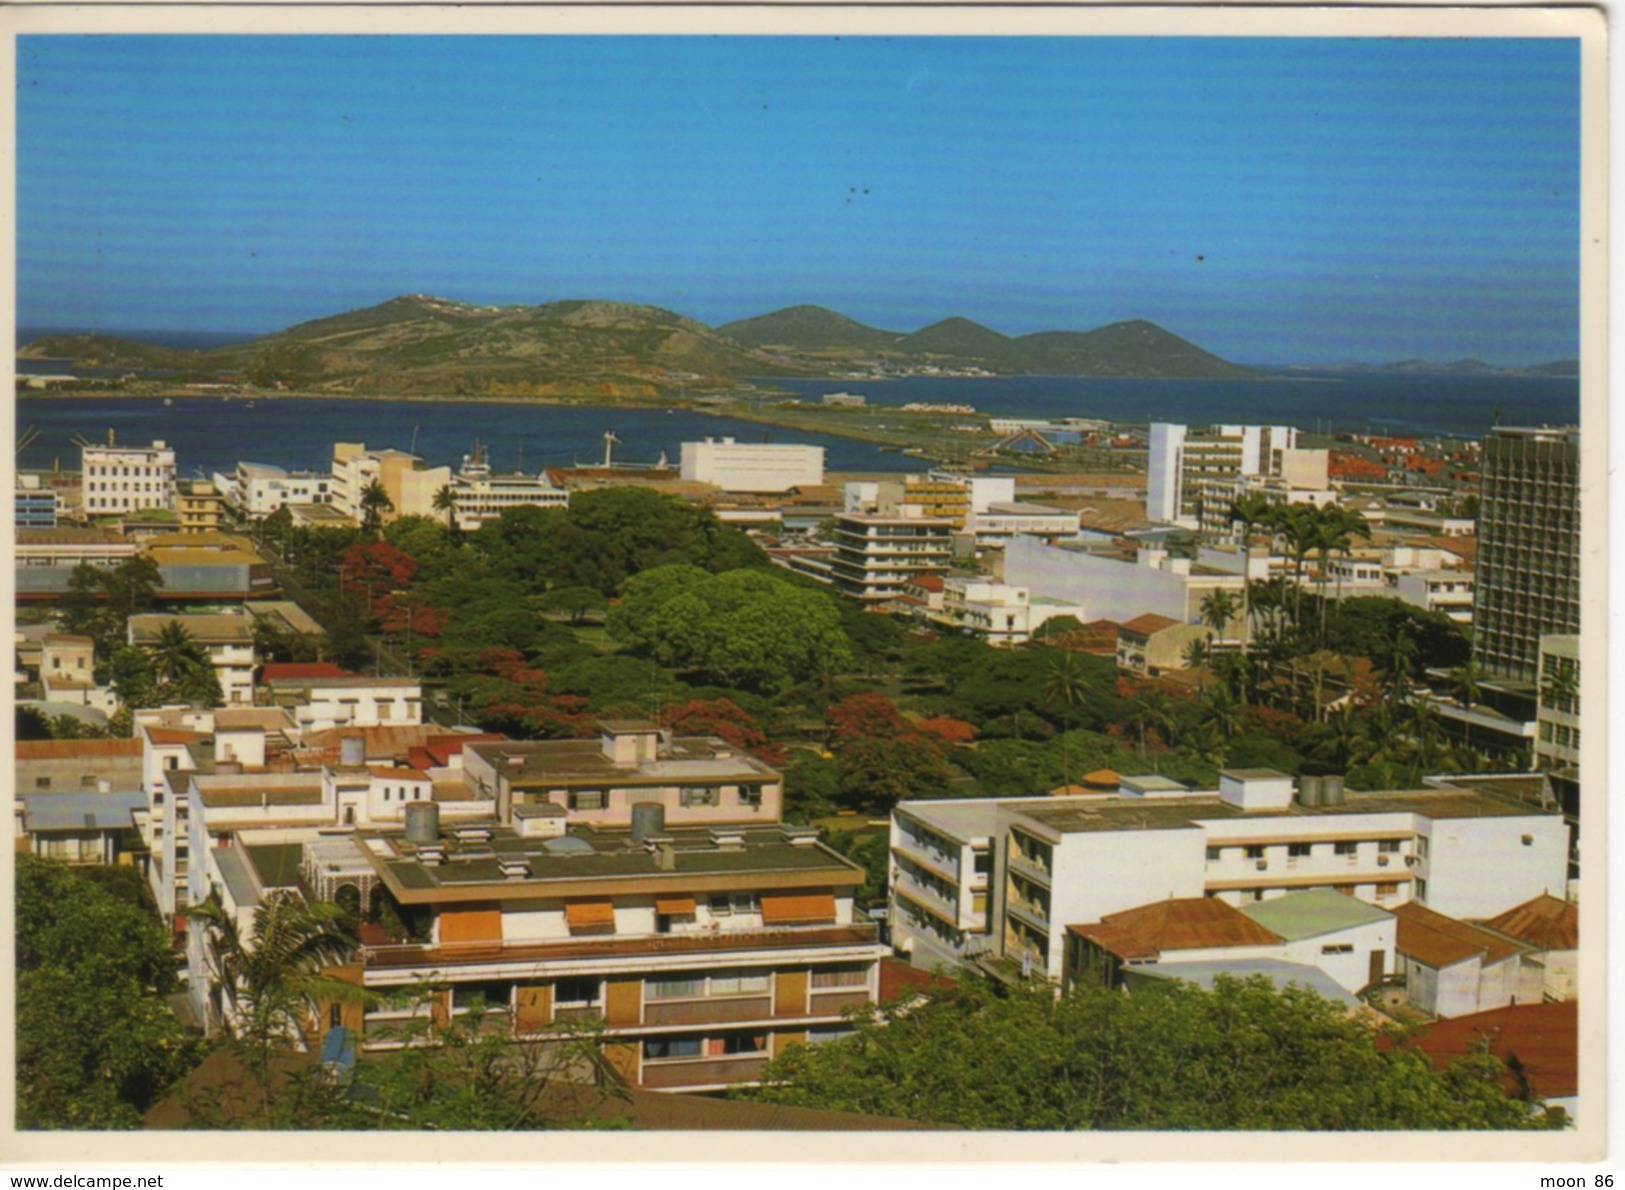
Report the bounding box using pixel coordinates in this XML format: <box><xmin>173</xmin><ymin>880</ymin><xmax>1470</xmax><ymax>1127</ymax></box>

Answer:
<box><xmin>719</xmin><ymin>305</ymin><xmax>900</xmax><ymax>352</ymax></box>
<box><xmin>21</xmin><ymin>294</ymin><xmax>1265</xmax><ymax>394</ymax></box>
<box><xmin>1310</xmin><ymin>357</ymin><xmax>1580</xmax><ymax>379</ymax></box>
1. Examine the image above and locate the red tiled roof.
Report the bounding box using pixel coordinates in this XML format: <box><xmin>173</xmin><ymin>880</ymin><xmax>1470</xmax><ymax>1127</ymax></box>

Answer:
<box><xmin>1402</xmin><ymin>1001</ymin><xmax>1577</xmax><ymax>1100</ymax></box>
<box><xmin>15</xmin><ymin>738</ymin><xmax>143</xmax><ymax>760</ymax></box>
<box><xmin>145</xmin><ymin>727</ymin><xmax>202</xmax><ymax>746</ymax></box>
<box><xmin>1481</xmin><ymin>895</ymin><xmax>1578</xmax><ymax>953</ymax></box>
<box><xmin>260</xmin><ymin>662</ymin><xmax>354</xmax><ymax>681</ymax></box>
<box><xmin>1394</xmin><ymin>902</ymin><xmax>1524</xmax><ymax>970</ymax></box>
<box><xmin>1068</xmin><ymin>897</ymin><xmax>1281</xmax><ymax>961</ymax></box>
<box><xmin>907</xmin><ymin>574</ymin><xmax>946</xmax><ymax>593</ymax></box>
<box><xmin>879</xmin><ymin>956</ymin><xmax>955</xmax><ymax>1003</ymax></box>
<box><xmin>1119</xmin><ymin>613</ymin><xmax>1182</xmax><ymax>636</ymax></box>
<box><xmin>423</xmin><ymin>733</ymin><xmax>505</xmax><ymax>766</ymax></box>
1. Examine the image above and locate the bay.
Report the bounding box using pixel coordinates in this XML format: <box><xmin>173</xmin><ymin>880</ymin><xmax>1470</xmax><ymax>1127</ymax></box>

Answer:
<box><xmin>13</xmin><ymin>397</ymin><xmax>934</xmax><ymax>479</ymax></box>
<box><xmin>763</xmin><ymin>372</ymin><xmax>1581</xmax><ymax>440</ymax></box>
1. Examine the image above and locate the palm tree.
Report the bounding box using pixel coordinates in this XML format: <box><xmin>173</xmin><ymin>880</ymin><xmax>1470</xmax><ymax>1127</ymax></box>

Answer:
<box><xmin>1445</xmin><ymin>661</ymin><xmax>1489</xmax><ymax>748</ymax></box>
<box><xmin>1226</xmin><ymin>491</ymin><xmax>1274</xmax><ymax>668</ymax></box>
<box><xmin>1310</xmin><ymin>505</ymin><xmax>1372</xmax><ymax>645</ymax></box>
<box><xmin>148</xmin><ymin>620</ymin><xmax>221</xmax><ymax>706</ymax></box>
<box><xmin>193</xmin><ymin>890</ymin><xmax>374</xmax><ymax>1043</ymax></box>
<box><xmin>1041</xmin><ymin>652</ymin><xmax>1091</xmax><ymax>788</ymax></box>
<box><xmin>1267</xmin><ymin>503</ymin><xmax>1320</xmax><ymax>628</ymax></box>
<box><xmin>359</xmin><ymin>479</ymin><xmax>394</xmax><ymax>537</ymax></box>
<box><xmin>1198</xmin><ymin>588</ymin><xmax>1239</xmax><ymax>651</ymax></box>
<box><xmin>432</xmin><ymin>484</ymin><xmax>460</xmax><ymax>541</ymax></box>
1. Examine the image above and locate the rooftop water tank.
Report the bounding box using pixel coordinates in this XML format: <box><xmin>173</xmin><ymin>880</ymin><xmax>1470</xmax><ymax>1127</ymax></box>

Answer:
<box><xmin>403</xmin><ymin>800</ymin><xmax>440</xmax><ymax>846</ymax></box>
<box><xmin>630</xmin><ymin>801</ymin><xmax>666</xmax><ymax>845</ymax></box>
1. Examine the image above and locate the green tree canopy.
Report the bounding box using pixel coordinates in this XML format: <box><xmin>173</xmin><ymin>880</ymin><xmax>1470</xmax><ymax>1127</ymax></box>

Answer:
<box><xmin>748</xmin><ymin>975</ymin><xmax>1556</xmax><ymax>1131</ymax></box>
<box><xmin>16</xmin><ymin>856</ymin><xmax>201</xmax><ymax>1128</ymax></box>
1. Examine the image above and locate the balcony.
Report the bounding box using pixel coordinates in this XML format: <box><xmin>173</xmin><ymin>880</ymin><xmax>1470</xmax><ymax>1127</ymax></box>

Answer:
<box><xmin>362</xmin><ymin>923</ymin><xmax>881</xmax><ymax>972</ymax></box>
<box><xmin>644</xmin><ymin>996</ymin><xmax>773</xmax><ymax>1027</ymax></box>
<box><xmin>640</xmin><ymin>1053</ymin><xmax>770</xmax><ymax>1090</ymax></box>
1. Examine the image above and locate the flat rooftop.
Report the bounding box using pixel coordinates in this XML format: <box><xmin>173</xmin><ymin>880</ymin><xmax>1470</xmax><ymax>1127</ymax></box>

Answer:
<box><xmin>470</xmin><ymin>737</ymin><xmax>778</xmax><ymax>787</ymax></box>
<box><xmin>369</xmin><ymin>823</ymin><xmax>859</xmax><ymax>901</ymax></box>
<box><xmin>1001</xmin><ymin>785</ymin><xmax>1559</xmax><ymax>836</ymax></box>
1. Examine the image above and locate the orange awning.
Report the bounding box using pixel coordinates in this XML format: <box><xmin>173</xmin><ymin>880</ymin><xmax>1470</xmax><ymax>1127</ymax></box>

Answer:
<box><xmin>655</xmin><ymin>895</ymin><xmax>697</xmax><ymax>916</ymax></box>
<box><xmin>439</xmin><ymin>906</ymin><xmax>503</xmax><ymax>947</ymax></box>
<box><xmin>760</xmin><ymin>892</ymin><xmax>836</xmax><ymax>926</ymax></box>
<box><xmin>564</xmin><ymin>901</ymin><xmax>617</xmax><ymax>934</ymax></box>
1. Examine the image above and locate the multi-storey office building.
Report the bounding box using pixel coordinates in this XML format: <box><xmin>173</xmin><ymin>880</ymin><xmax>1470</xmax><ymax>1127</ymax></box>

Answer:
<box><xmin>212</xmin><ymin>462</ymin><xmax>338</xmax><ymax>519</ymax></box>
<box><xmin>828</xmin><ymin>511</ymin><xmax>955</xmax><ymax>603</ymax></box>
<box><xmin>890</xmin><ymin>771</ymin><xmax>1568</xmax><ymax>984</ymax></box>
<box><xmin>1471</xmin><ymin>426</ymin><xmax>1580</xmax><ymax>683</ymax></box>
<box><xmin>447</xmin><ymin>458</ymin><xmax>569</xmax><ymax>531</ymax></box>
<box><xmin>331</xmin><ymin>443</ymin><xmax>452</xmax><ymax>527</ymax></box>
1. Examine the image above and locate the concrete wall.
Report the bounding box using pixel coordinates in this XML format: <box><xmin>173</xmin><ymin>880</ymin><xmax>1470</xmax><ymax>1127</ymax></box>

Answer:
<box><xmin>1275</xmin><ymin>917</ymin><xmax>1395</xmax><ymax>992</ymax></box>
<box><xmin>1422</xmin><ymin>814</ymin><xmax>1568</xmax><ymax>920</ymax></box>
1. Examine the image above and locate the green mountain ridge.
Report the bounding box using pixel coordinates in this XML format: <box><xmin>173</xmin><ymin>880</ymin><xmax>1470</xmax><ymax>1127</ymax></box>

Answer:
<box><xmin>20</xmin><ymin>294</ymin><xmax>1264</xmax><ymax>393</ymax></box>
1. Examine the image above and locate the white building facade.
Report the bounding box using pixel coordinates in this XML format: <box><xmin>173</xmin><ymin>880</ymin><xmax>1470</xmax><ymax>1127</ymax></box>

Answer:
<box><xmin>680</xmin><ymin>438</ymin><xmax>825</xmax><ymax>493</ymax></box>
<box><xmin>81</xmin><ymin>438</ymin><xmax>177</xmax><ymax>516</ymax></box>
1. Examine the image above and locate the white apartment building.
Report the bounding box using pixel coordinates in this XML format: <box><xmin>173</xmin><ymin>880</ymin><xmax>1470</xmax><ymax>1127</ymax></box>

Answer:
<box><xmin>1388</xmin><ymin>569</ymin><xmax>1476</xmax><ymax>624</ymax></box>
<box><xmin>936</xmin><ymin>578</ymin><xmax>1086</xmax><ymax>647</ymax></box>
<box><xmin>128</xmin><ymin>612</ymin><xmax>259</xmax><ymax>705</ymax></box>
<box><xmin>891</xmin><ymin>771</ymin><xmax>1568</xmax><ymax>984</ymax></box>
<box><xmin>829</xmin><ymin>511</ymin><xmax>955</xmax><ymax>603</ymax></box>
<box><xmin>262</xmin><ymin>672</ymin><xmax>424</xmax><ymax>731</ymax></box>
<box><xmin>212</xmin><ymin>462</ymin><xmax>337</xmax><ymax>519</ymax></box>
<box><xmin>1147</xmin><ymin>423</ymin><xmax>1305</xmax><ymax>529</ymax></box>
<box><xmin>1003</xmin><ymin>536</ymin><xmax>1246</xmax><ymax>639</ymax></box>
<box><xmin>680</xmin><ymin>438</ymin><xmax>825</xmax><ymax>493</ymax></box>
<box><xmin>889</xmin><ymin>801</ymin><xmax>1001</xmax><ymax>971</ymax></box>
<box><xmin>81</xmin><ymin>437</ymin><xmax>177</xmax><ymax>516</ymax></box>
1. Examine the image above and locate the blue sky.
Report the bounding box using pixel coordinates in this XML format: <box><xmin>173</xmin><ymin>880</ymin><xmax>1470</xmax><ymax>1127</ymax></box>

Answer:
<box><xmin>17</xmin><ymin>36</ymin><xmax>1580</xmax><ymax>365</ymax></box>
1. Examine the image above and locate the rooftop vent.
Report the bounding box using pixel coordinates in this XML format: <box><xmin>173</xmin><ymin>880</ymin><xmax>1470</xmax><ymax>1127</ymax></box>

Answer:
<box><xmin>499</xmin><ymin>858</ymin><xmax>531</xmax><ymax>881</ymax></box>
<box><xmin>454</xmin><ymin>825</ymin><xmax>493</xmax><ymax>844</ymax></box>
<box><xmin>781</xmin><ymin>826</ymin><xmax>821</xmax><ymax>847</ymax></box>
<box><xmin>417</xmin><ymin>846</ymin><xmax>444</xmax><ymax>867</ymax></box>
<box><xmin>709</xmin><ymin>828</ymin><xmax>746</xmax><ymax>850</ymax></box>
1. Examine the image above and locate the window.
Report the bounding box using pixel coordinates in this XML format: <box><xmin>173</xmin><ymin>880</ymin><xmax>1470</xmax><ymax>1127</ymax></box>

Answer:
<box><xmin>1320</xmin><ymin>943</ymin><xmax>1354</xmax><ymax>955</ymax></box>
<box><xmin>1334</xmin><ymin>841</ymin><xmax>1357</xmax><ymax>858</ymax></box>
<box><xmin>972</xmin><ymin>851</ymin><xmax>992</xmax><ymax>877</ymax></box>
<box><xmin>708</xmin><ymin>894</ymin><xmax>732</xmax><ymax>917</ymax></box>
<box><xmin>452</xmin><ymin>981</ymin><xmax>512</xmax><ymax>1011</ymax></box>
<box><xmin>1414</xmin><ymin>878</ymin><xmax>1427</xmax><ymax>902</ymax></box>
<box><xmin>33</xmin><ymin>777</ymin><xmax>50</xmax><ymax>790</ymax></box>
<box><xmin>731</xmin><ymin>892</ymin><xmax>757</xmax><ymax>914</ymax></box>
<box><xmin>568</xmin><ymin>789</ymin><xmax>606</xmax><ymax>811</ymax></box>
<box><xmin>709</xmin><ymin>970</ymin><xmax>770</xmax><ymax>996</ymax></box>
<box><xmin>738</xmin><ymin>786</ymin><xmax>763</xmax><ymax>808</ymax></box>
<box><xmin>680</xmin><ymin>786</ymin><xmax>720</xmax><ymax>807</ymax></box>
<box><xmin>1205</xmin><ymin>847</ymin><xmax>1223</xmax><ymax>861</ymax></box>
<box><xmin>807</xmin><ymin>1026</ymin><xmax>855</xmax><ymax>1047</ymax></box>
<box><xmin>1244</xmin><ymin>845</ymin><xmax>1265</xmax><ymax>860</ymax></box>
<box><xmin>1287</xmin><ymin>843</ymin><xmax>1312</xmax><ymax>858</ymax></box>
<box><xmin>720</xmin><ymin>1031</ymin><xmax>767</xmax><ymax>1055</ymax></box>
<box><xmin>811</xmin><ymin>965</ymin><xmax>867</xmax><ymax>989</ymax></box>
<box><xmin>1375</xmin><ymin>883</ymin><xmax>1400</xmax><ymax>897</ymax></box>
<box><xmin>1416</xmin><ymin>837</ymin><xmax>1430</xmax><ymax>859</ymax></box>
<box><xmin>1378</xmin><ymin>840</ymin><xmax>1401</xmax><ymax>854</ymax></box>
<box><xmin>554</xmin><ymin>977</ymin><xmax>600</xmax><ymax>1006</ymax></box>
<box><xmin>648</xmin><ymin>975</ymin><xmax>706</xmax><ymax>1000</ymax></box>
<box><xmin>643</xmin><ymin>1037</ymin><xmax>702</xmax><ymax>1060</ymax></box>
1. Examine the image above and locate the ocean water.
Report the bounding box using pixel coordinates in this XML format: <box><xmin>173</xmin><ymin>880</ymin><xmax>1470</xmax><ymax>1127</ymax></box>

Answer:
<box><xmin>764</xmin><ymin>372</ymin><xmax>1581</xmax><ymax>440</ymax></box>
<box><xmin>14</xmin><ymin>370</ymin><xmax>1581</xmax><ymax>480</ymax></box>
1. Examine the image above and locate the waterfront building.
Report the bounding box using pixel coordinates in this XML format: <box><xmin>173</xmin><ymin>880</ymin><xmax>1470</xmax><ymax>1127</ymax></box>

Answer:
<box><xmin>679</xmin><ymin>437</ymin><xmax>825</xmax><ymax>493</ymax></box>
<box><xmin>890</xmin><ymin>772</ymin><xmax>1568</xmax><ymax>984</ymax></box>
<box><xmin>446</xmin><ymin>447</ymin><xmax>569</xmax><ymax>530</ymax></box>
<box><xmin>331</xmin><ymin>442</ymin><xmax>452</xmax><ymax>526</ymax></box>
<box><xmin>212</xmin><ymin>462</ymin><xmax>337</xmax><ymax>519</ymax></box>
<box><xmin>15</xmin><ymin>474</ymin><xmax>59</xmax><ymax>529</ymax></box>
<box><xmin>80</xmin><ymin>435</ymin><xmax>176</xmax><ymax>517</ymax></box>
<box><xmin>1146</xmin><ymin>423</ymin><xmax>1313</xmax><ymax>529</ymax></box>
<box><xmin>1471</xmin><ymin>426</ymin><xmax>1580</xmax><ymax>683</ymax></box>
